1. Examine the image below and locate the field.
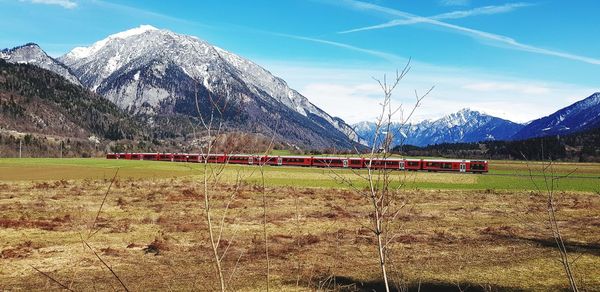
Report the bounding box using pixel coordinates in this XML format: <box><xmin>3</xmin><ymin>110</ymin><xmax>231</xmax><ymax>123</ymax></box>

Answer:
<box><xmin>1</xmin><ymin>158</ymin><xmax>599</xmax><ymax>291</ymax></box>
<box><xmin>0</xmin><ymin>158</ymin><xmax>599</xmax><ymax>192</ymax></box>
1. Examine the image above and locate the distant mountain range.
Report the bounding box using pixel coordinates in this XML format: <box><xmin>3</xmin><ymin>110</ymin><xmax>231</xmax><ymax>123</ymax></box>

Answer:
<box><xmin>354</xmin><ymin>109</ymin><xmax>524</xmax><ymax>147</ymax></box>
<box><xmin>1</xmin><ymin>25</ymin><xmax>359</xmax><ymax>150</ymax></box>
<box><xmin>354</xmin><ymin>93</ymin><xmax>600</xmax><ymax>147</ymax></box>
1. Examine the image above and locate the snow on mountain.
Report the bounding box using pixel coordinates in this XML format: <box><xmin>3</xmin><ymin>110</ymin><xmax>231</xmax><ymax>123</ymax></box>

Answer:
<box><xmin>59</xmin><ymin>25</ymin><xmax>358</xmax><ymax>148</ymax></box>
<box><xmin>354</xmin><ymin>108</ymin><xmax>524</xmax><ymax>147</ymax></box>
<box><xmin>512</xmin><ymin>92</ymin><xmax>600</xmax><ymax>140</ymax></box>
<box><xmin>1</xmin><ymin>43</ymin><xmax>81</xmax><ymax>86</ymax></box>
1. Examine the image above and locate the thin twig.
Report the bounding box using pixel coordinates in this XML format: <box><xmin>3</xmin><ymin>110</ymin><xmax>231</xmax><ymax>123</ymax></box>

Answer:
<box><xmin>30</xmin><ymin>265</ymin><xmax>75</xmax><ymax>292</ymax></box>
<box><xmin>83</xmin><ymin>241</ymin><xmax>129</xmax><ymax>292</ymax></box>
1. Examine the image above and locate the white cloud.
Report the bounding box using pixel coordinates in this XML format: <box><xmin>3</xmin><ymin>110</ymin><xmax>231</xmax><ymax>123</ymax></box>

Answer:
<box><xmin>21</xmin><ymin>0</ymin><xmax>77</xmax><ymax>9</ymax></box>
<box><xmin>261</xmin><ymin>60</ymin><xmax>597</xmax><ymax>124</ymax></box>
<box><xmin>337</xmin><ymin>0</ymin><xmax>600</xmax><ymax>66</ymax></box>
<box><xmin>300</xmin><ymin>83</ymin><xmax>385</xmax><ymax>122</ymax></box>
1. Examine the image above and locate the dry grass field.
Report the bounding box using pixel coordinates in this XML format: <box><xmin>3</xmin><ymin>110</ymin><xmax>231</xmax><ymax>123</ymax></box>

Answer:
<box><xmin>1</xmin><ymin>168</ymin><xmax>599</xmax><ymax>291</ymax></box>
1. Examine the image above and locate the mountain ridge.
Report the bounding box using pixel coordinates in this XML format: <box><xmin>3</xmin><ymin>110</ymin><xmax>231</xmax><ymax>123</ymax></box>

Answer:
<box><xmin>512</xmin><ymin>92</ymin><xmax>600</xmax><ymax>140</ymax></box>
<box><xmin>58</xmin><ymin>25</ymin><xmax>359</xmax><ymax>149</ymax></box>
<box><xmin>1</xmin><ymin>43</ymin><xmax>82</xmax><ymax>86</ymax></box>
<box><xmin>354</xmin><ymin>108</ymin><xmax>524</xmax><ymax>147</ymax></box>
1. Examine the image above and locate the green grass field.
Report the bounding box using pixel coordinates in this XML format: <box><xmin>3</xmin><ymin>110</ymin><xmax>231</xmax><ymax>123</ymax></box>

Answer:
<box><xmin>1</xmin><ymin>158</ymin><xmax>598</xmax><ymax>192</ymax></box>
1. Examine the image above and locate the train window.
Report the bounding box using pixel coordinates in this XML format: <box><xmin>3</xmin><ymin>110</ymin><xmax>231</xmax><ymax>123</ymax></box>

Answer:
<box><xmin>407</xmin><ymin>161</ymin><xmax>419</xmax><ymax>167</ymax></box>
<box><xmin>286</xmin><ymin>158</ymin><xmax>304</xmax><ymax>163</ymax></box>
<box><xmin>442</xmin><ymin>163</ymin><xmax>452</xmax><ymax>169</ymax></box>
<box><xmin>427</xmin><ymin>162</ymin><xmax>440</xmax><ymax>168</ymax></box>
<box><xmin>471</xmin><ymin>163</ymin><xmax>485</xmax><ymax>170</ymax></box>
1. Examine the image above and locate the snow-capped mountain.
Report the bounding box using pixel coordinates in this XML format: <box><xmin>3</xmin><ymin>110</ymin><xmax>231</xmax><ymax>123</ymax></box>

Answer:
<box><xmin>354</xmin><ymin>109</ymin><xmax>524</xmax><ymax>147</ymax></box>
<box><xmin>512</xmin><ymin>92</ymin><xmax>600</xmax><ymax>140</ymax></box>
<box><xmin>58</xmin><ymin>25</ymin><xmax>359</xmax><ymax>148</ymax></box>
<box><xmin>1</xmin><ymin>43</ymin><xmax>81</xmax><ymax>86</ymax></box>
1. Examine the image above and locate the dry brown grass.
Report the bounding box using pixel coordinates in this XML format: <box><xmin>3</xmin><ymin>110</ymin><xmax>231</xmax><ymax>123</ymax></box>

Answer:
<box><xmin>0</xmin><ymin>177</ymin><xmax>599</xmax><ymax>291</ymax></box>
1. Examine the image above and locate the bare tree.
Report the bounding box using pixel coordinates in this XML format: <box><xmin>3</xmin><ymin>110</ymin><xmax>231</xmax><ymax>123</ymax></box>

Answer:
<box><xmin>193</xmin><ymin>83</ymin><xmax>242</xmax><ymax>292</ymax></box>
<box><xmin>192</xmin><ymin>82</ymin><xmax>279</xmax><ymax>291</ymax></box>
<box><xmin>523</xmin><ymin>149</ymin><xmax>580</xmax><ymax>292</ymax></box>
<box><xmin>321</xmin><ymin>61</ymin><xmax>432</xmax><ymax>291</ymax></box>
<box><xmin>365</xmin><ymin>65</ymin><xmax>431</xmax><ymax>291</ymax></box>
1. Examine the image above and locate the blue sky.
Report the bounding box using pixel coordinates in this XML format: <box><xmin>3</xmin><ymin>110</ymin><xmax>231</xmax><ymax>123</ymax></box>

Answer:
<box><xmin>2</xmin><ymin>0</ymin><xmax>599</xmax><ymax>123</ymax></box>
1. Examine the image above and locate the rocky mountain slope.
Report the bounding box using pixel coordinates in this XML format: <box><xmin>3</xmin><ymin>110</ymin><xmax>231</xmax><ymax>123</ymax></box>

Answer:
<box><xmin>512</xmin><ymin>92</ymin><xmax>600</xmax><ymax>140</ymax></box>
<box><xmin>58</xmin><ymin>25</ymin><xmax>358</xmax><ymax>149</ymax></box>
<box><xmin>1</xmin><ymin>43</ymin><xmax>81</xmax><ymax>86</ymax></box>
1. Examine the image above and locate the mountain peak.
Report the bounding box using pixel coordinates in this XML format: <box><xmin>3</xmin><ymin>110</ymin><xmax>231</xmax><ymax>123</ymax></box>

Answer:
<box><xmin>57</xmin><ymin>26</ymin><xmax>359</xmax><ymax>148</ymax></box>
<box><xmin>1</xmin><ymin>42</ymin><xmax>81</xmax><ymax>86</ymax></box>
<box><xmin>455</xmin><ymin>108</ymin><xmax>485</xmax><ymax>117</ymax></box>
<box><xmin>111</xmin><ymin>25</ymin><xmax>158</xmax><ymax>39</ymax></box>
<box><xmin>354</xmin><ymin>108</ymin><xmax>524</xmax><ymax>147</ymax></box>
<box><xmin>65</xmin><ymin>25</ymin><xmax>160</xmax><ymax>60</ymax></box>
<box><xmin>2</xmin><ymin>43</ymin><xmax>43</xmax><ymax>54</ymax></box>
<box><xmin>512</xmin><ymin>92</ymin><xmax>600</xmax><ymax>140</ymax></box>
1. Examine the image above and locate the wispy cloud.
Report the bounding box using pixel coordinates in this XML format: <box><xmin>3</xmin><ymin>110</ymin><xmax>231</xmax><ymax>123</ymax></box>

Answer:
<box><xmin>439</xmin><ymin>0</ymin><xmax>470</xmax><ymax>6</ymax></box>
<box><xmin>434</xmin><ymin>3</ymin><xmax>533</xmax><ymax>20</ymax></box>
<box><xmin>336</xmin><ymin>0</ymin><xmax>600</xmax><ymax>66</ymax></box>
<box><xmin>341</xmin><ymin>3</ymin><xmax>533</xmax><ymax>33</ymax></box>
<box><xmin>273</xmin><ymin>32</ymin><xmax>405</xmax><ymax>63</ymax></box>
<box><xmin>20</xmin><ymin>0</ymin><xmax>77</xmax><ymax>9</ymax></box>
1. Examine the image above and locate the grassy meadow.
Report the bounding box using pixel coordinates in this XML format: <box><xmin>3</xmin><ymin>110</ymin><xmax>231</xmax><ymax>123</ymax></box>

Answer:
<box><xmin>0</xmin><ymin>158</ymin><xmax>599</xmax><ymax>192</ymax></box>
<box><xmin>0</xmin><ymin>158</ymin><xmax>599</xmax><ymax>291</ymax></box>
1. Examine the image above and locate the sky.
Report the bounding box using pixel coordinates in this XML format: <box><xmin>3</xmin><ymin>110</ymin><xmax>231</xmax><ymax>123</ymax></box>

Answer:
<box><xmin>1</xmin><ymin>0</ymin><xmax>599</xmax><ymax>124</ymax></box>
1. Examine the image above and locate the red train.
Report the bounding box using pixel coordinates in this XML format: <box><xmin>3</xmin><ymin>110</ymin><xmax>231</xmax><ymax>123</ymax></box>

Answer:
<box><xmin>106</xmin><ymin>153</ymin><xmax>488</xmax><ymax>173</ymax></box>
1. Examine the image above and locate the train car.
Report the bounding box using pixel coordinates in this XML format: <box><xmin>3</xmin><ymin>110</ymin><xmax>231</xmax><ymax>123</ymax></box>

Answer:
<box><xmin>359</xmin><ymin>158</ymin><xmax>422</xmax><ymax>171</ymax></box>
<box><xmin>106</xmin><ymin>153</ymin><xmax>118</xmax><ymax>159</ymax></box>
<box><xmin>227</xmin><ymin>154</ymin><xmax>259</xmax><ymax>165</ymax></box>
<box><xmin>404</xmin><ymin>159</ymin><xmax>422</xmax><ymax>171</ymax></box>
<box><xmin>312</xmin><ymin>157</ymin><xmax>350</xmax><ymax>168</ymax></box>
<box><xmin>422</xmin><ymin>159</ymin><xmax>462</xmax><ymax>172</ymax></box>
<box><xmin>173</xmin><ymin>153</ymin><xmax>189</xmax><ymax>162</ymax></box>
<box><xmin>367</xmin><ymin>158</ymin><xmax>403</xmax><ymax>170</ymax></box>
<box><xmin>261</xmin><ymin>155</ymin><xmax>282</xmax><ymax>166</ymax></box>
<box><xmin>186</xmin><ymin>154</ymin><xmax>200</xmax><ymax>163</ymax></box>
<box><xmin>348</xmin><ymin>157</ymin><xmax>364</xmax><ymax>169</ymax></box>
<box><xmin>468</xmin><ymin>160</ymin><xmax>488</xmax><ymax>173</ymax></box>
<box><xmin>158</xmin><ymin>153</ymin><xmax>174</xmax><ymax>162</ymax></box>
<box><xmin>280</xmin><ymin>156</ymin><xmax>312</xmax><ymax>167</ymax></box>
<box><xmin>141</xmin><ymin>153</ymin><xmax>159</xmax><ymax>160</ymax></box>
<box><xmin>206</xmin><ymin>154</ymin><xmax>226</xmax><ymax>163</ymax></box>
<box><xmin>422</xmin><ymin>159</ymin><xmax>488</xmax><ymax>173</ymax></box>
